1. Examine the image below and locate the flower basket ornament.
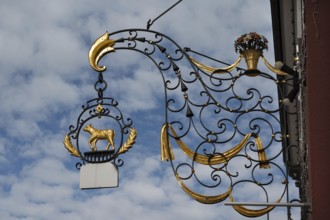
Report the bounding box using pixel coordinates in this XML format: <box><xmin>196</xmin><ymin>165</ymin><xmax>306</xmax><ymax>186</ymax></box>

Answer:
<box><xmin>190</xmin><ymin>32</ymin><xmax>288</xmax><ymax>76</ymax></box>
<box><xmin>235</xmin><ymin>32</ymin><xmax>268</xmax><ymax>76</ymax></box>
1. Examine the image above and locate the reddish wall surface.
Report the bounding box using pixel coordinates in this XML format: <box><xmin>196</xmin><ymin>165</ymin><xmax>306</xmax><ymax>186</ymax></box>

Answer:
<box><xmin>306</xmin><ymin>1</ymin><xmax>330</xmax><ymax>219</ymax></box>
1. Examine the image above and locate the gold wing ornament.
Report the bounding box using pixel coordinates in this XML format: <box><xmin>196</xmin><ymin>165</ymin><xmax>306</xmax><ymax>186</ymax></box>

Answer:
<box><xmin>88</xmin><ymin>31</ymin><xmax>117</xmax><ymax>72</ymax></box>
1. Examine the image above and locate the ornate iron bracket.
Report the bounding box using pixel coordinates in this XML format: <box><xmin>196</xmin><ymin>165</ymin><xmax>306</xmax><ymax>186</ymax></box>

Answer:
<box><xmin>65</xmin><ymin>28</ymin><xmax>302</xmax><ymax>218</ymax></box>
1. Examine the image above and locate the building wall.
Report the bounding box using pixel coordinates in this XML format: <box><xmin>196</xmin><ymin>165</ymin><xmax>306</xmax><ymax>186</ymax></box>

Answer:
<box><xmin>306</xmin><ymin>0</ymin><xmax>330</xmax><ymax>219</ymax></box>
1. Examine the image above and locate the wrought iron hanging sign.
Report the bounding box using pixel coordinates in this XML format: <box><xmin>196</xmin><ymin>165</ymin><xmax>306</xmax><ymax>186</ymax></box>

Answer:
<box><xmin>63</xmin><ymin>9</ymin><xmax>302</xmax><ymax>216</ymax></box>
<box><xmin>64</xmin><ymin>31</ymin><xmax>137</xmax><ymax>189</ymax></box>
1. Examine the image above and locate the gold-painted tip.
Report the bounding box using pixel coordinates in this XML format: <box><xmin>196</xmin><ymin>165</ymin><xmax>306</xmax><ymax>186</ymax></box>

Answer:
<box><xmin>88</xmin><ymin>31</ymin><xmax>116</xmax><ymax>72</ymax></box>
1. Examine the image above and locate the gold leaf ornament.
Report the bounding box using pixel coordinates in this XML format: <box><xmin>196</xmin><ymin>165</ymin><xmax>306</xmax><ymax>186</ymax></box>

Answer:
<box><xmin>118</xmin><ymin>128</ymin><xmax>137</xmax><ymax>155</ymax></box>
<box><xmin>63</xmin><ymin>135</ymin><xmax>80</xmax><ymax>157</ymax></box>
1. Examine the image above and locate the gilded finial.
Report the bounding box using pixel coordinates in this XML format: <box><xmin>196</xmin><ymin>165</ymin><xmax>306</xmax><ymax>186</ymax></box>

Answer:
<box><xmin>88</xmin><ymin>32</ymin><xmax>116</xmax><ymax>72</ymax></box>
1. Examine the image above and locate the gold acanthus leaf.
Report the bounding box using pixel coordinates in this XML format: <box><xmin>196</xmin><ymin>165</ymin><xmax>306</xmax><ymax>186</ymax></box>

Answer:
<box><xmin>88</xmin><ymin>31</ymin><xmax>116</xmax><ymax>72</ymax></box>
<box><xmin>118</xmin><ymin>128</ymin><xmax>137</xmax><ymax>155</ymax></box>
<box><xmin>63</xmin><ymin>135</ymin><xmax>80</xmax><ymax>157</ymax></box>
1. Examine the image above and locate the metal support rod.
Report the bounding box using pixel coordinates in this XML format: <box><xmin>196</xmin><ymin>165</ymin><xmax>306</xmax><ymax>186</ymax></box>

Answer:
<box><xmin>147</xmin><ymin>0</ymin><xmax>183</xmax><ymax>30</ymax></box>
<box><xmin>224</xmin><ymin>202</ymin><xmax>310</xmax><ymax>207</ymax></box>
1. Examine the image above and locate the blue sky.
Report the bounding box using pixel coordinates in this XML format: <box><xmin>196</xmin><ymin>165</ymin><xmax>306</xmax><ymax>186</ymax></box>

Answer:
<box><xmin>0</xmin><ymin>0</ymin><xmax>301</xmax><ymax>219</ymax></box>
